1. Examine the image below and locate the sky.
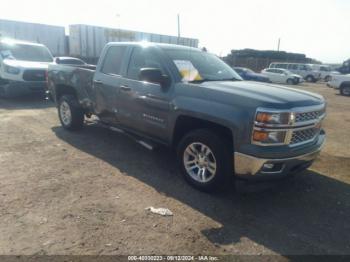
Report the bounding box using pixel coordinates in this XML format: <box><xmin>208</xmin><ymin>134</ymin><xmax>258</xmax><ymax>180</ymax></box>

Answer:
<box><xmin>1</xmin><ymin>0</ymin><xmax>349</xmax><ymax>63</ymax></box>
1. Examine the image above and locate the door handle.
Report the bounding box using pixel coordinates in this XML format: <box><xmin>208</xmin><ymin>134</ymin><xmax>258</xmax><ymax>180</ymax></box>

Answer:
<box><xmin>93</xmin><ymin>80</ymin><xmax>103</xmax><ymax>85</ymax></box>
<box><xmin>120</xmin><ymin>85</ymin><xmax>131</xmax><ymax>91</ymax></box>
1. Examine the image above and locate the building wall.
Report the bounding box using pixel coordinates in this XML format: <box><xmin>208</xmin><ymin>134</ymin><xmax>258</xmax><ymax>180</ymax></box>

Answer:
<box><xmin>223</xmin><ymin>49</ymin><xmax>319</xmax><ymax>72</ymax></box>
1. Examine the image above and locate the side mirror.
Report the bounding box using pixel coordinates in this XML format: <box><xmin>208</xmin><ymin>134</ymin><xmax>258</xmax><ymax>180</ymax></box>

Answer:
<box><xmin>139</xmin><ymin>68</ymin><xmax>170</xmax><ymax>87</ymax></box>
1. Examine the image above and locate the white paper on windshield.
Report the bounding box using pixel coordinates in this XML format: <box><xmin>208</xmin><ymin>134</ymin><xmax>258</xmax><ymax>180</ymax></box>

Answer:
<box><xmin>0</xmin><ymin>50</ymin><xmax>13</xmax><ymax>58</ymax></box>
<box><xmin>173</xmin><ymin>60</ymin><xmax>202</xmax><ymax>82</ymax></box>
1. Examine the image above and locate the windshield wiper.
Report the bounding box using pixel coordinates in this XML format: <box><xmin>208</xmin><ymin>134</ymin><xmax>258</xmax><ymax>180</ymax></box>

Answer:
<box><xmin>189</xmin><ymin>77</ymin><xmax>241</xmax><ymax>84</ymax></box>
<box><xmin>188</xmin><ymin>78</ymin><xmax>218</xmax><ymax>83</ymax></box>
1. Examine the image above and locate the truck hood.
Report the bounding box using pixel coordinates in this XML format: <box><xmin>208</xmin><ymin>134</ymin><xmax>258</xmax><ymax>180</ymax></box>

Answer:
<box><xmin>3</xmin><ymin>59</ymin><xmax>51</xmax><ymax>70</ymax></box>
<box><xmin>199</xmin><ymin>80</ymin><xmax>324</xmax><ymax>108</ymax></box>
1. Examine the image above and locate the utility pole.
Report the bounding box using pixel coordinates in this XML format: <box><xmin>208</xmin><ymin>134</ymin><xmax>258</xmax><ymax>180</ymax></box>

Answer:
<box><xmin>277</xmin><ymin>38</ymin><xmax>281</xmax><ymax>51</ymax></box>
<box><xmin>177</xmin><ymin>14</ymin><xmax>181</xmax><ymax>39</ymax></box>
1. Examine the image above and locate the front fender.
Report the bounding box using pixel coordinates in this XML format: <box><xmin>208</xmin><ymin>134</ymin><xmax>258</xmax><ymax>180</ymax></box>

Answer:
<box><xmin>170</xmin><ymin>96</ymin><xmax>253</xmax><ymax>149</ymax></box>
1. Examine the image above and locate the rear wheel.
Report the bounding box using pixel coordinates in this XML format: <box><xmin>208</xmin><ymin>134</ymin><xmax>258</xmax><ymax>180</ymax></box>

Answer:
<box><xmin>58</xmin><ymin>95</ymin><xmax>84</xmax><ymax>130</ymax></box>
<box><xmin>306</xmin><ymin>75</ymin><xmax>315</xmax><ymax>82</ymax></box>
<box><xmin>340</xmin><ymin>85</ymin><xmax>350</xmax><ymax>96</ymax></box>
<box><xmin>287</xmin><ymin>78</ymin><xmax>294</xmax><ymax>85</ymax></box>
<box><xmin>177</xmin><ymin>129</ymin><xmax>232</xmax><ymax>192</ymax></box>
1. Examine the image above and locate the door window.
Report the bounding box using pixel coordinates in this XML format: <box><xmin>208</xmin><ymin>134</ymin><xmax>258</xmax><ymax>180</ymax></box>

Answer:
<box><xmin>101</xmin><ymin>46</ymin><xmax>127</xmax><ymax>75</ymax></box>
<box><xmin>127</xmin><ymin>47</ymin><xmax>164</xmax><ymax>80</ymax></box>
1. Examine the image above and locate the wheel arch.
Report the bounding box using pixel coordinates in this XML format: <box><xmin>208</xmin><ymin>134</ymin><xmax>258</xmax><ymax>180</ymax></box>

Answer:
<box><xmin>172</xmin><ymin>115</ymin><xmax>234</xmax><ymax>153</ymax></box>
<box><xmin>54</xmin><ymin>84</ymin><xmax>78</xmax><ymax>103</ymax></box>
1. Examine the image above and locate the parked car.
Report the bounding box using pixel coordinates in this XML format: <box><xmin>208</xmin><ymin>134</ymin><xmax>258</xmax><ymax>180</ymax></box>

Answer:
<box><xmin>269</xmin><ymin>62</ymin><xmax>321</xmax><ymax>82</ymax></box>
<box><xmin>233</xmin><ymin>67</ymin><xmax>270</xmax><ymax>83</ymax></box>
<box><xmin>0</xmin><ymin>38</ymin><xmax>53</xmax><ymax>97</ymax></box>
<box><xmin>337</xmin><ymin>59</ymin><xmax>350</xmax><ymax>74</ymax></box>
<box><xmin>48</xmin><ymin>42</ymin><xmax>326</xmax><ymax>192</ymax></box>
<box><xmin>261</xmin><ymin>68</ymin><xmax>303</xmax><ymax>85</ymax></box>
<box><xmin>327</xmin><ymin>74</ymin><xmax>350</xmax><ymax>96</ymax></box>
<box><xmin>309</xmin><ymin>64</ymin><xmax>340</xmax><ymax>82</ymax></box>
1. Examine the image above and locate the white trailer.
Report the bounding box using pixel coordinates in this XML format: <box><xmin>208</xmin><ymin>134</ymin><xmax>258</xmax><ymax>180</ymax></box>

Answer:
<box><xmin>0</xmin><ymin>19</ymin><xmax>66</xmax><ymax>56</ymax></box>
<box><xmin>68</xmin><ymin>24</ymin><xmax>199</xmax><ymax>60</ymax></box>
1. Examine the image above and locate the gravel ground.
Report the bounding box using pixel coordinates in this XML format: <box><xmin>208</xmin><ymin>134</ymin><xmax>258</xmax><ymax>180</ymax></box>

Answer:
<box><xmin>0</xmin><ymin>82</ymin><xmax>349</xmax><ymax>256</ymax></box>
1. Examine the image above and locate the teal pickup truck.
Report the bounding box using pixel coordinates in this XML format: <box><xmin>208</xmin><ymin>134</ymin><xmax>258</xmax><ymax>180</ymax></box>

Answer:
<box><xmin>48</xmin><ymin>42</ymin><xmax>326</xmax><ymax>192</ymax></box>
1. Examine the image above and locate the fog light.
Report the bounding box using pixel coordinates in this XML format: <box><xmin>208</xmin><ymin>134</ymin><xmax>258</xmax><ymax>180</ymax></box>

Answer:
<box><xmin>261</xmin><ymin>163</ymin><xmax>284</xmax><ymax>173</ymax></box>
<box><xmin>263</xmin><ymin>163</ymin><xmax>274</xmax><ymax>169</ymax></box>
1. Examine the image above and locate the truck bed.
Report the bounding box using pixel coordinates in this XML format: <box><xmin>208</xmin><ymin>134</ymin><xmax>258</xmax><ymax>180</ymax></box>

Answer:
<box><xmin>48</xmin><ymin>63</ymin><xmax>96</xmax><ymax>110</ymax></box>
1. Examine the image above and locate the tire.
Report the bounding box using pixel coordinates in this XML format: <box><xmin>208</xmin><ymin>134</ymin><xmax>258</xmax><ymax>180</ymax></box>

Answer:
<box><xmin>0</xmin><ymin>85</ymin><xmax>9</xmax><ymax>98</ymax></box>
<box><xmin>177</xmin><ymin>129</ymin><xmax>232</xmax><ymax>192</ymax></box>
<box><xmin>58</xmin><ymin>95</ymin><xmax>84</xmax><ymax>130</ymax></box>
<box><xmin>306</xmin><ymin>75</ymin><xmax>315</xmax><ymax>82</ymax></box>
<box><xmin>325</xmin><ymin>75</ymin><xmax>331</xmax><ymax>82</ymax></box>
<box><xmin>286</xmin><ymin>78</ymin><xmax>294</xmax><ymax>85</ymax></box>
<box><xmin>340</xmin><ymin>85</ymin><xmax>350</xmax><ymax>96</ymax></box>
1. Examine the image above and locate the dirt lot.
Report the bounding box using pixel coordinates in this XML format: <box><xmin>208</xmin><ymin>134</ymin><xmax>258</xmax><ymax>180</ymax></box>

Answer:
<box><xmin>0</xmin><ymin>82</ymin><xmax>349</xmax><ymax>256</ymax></box>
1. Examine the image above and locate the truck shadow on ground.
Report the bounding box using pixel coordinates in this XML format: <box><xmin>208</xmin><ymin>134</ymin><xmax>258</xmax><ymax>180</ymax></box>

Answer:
<box><xmin>0</xmin><ymin>95</ymin><xmax>53</xmax><ymax>110</ymax></box>
<box><xmin>52</xmin><ymin>124</ymin><xmax>350</xmax><ymax>255</ymax></box>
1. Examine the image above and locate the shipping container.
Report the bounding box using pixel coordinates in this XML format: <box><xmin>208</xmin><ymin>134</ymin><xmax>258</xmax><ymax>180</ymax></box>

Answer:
<box><xmin>69</xmin><ymin>24</ymin><xmax>199</xmax><ymax>60</ymax></box>
<box><xmin>0</xmin><ymin>19</ymin><xmax>66</xmax><ymax>56</ymax></box>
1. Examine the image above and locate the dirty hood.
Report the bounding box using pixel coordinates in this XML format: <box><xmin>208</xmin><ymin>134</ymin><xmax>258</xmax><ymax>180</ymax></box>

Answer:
<box><xmin>200</xmin><ymin>80</ymin><xmax>325</xmax><ymax>108</ymax></box>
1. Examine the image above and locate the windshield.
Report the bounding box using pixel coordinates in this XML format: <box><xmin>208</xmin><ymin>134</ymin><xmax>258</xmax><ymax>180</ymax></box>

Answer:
<box><xmin>0</xmin><ymin>43</ymin><xmax>53</xmax><ymax>62</ymax></box>
<box><xmin>163</xmin><ymin>48</ymin><xmax>242</xmax><ymax>82</ymax></box>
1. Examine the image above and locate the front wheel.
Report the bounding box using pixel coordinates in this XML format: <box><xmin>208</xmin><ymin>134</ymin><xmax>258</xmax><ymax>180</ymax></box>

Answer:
<box><xmin>177</xmin><ymin>129</ymin><xmax>232</xmax><ymax>192</ymax></box>
<box><xmin>58</xmin><ymin>95</ymin><xmax>84</xmax><ymax>130</ymax></box>
<box><xmin>340</xmin><ymin>85</ymin><xmax>350</xmax><ymax>96</ymax></box>
<box><xmin>306</xmin><ymin>75</ymin><xmax>315</xmax><ymax>82</ymax></box>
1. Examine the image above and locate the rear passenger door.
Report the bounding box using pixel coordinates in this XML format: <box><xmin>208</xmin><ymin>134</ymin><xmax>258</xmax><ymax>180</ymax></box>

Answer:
<box><xmin>93</xmin><ymin>45</ymin><xmax>129</xmax><ymax>124</ymax></box>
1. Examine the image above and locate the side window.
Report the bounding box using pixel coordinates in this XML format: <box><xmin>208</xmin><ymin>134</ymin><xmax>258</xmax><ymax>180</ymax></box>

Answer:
<box><xmin>278</xmin><ymin>64</ymin><xmax>287</xmax><ymax>69</ymax></box>
<box><xmin>289</xmin><ymin>64</ymin><xmax>298</xmax><ymax>70</ymax></box>
<box><xmin>101</xmin><ymin>46</ymin><xmax>127</xmax><ymax>75</ymax></box>
<box><xmin>126</xmin><ymin>47</ymin><xmax>164</xmax><ymax>81</ymax></box>
<box><xmin>275</xmin><ymin>69</ymin><xmax>283</xmax><ymax>74</ymax></box>
<box><xmin>298</xmin><ymin>64</ymin><xmax>307</xmax><ymax>71</ymax></box>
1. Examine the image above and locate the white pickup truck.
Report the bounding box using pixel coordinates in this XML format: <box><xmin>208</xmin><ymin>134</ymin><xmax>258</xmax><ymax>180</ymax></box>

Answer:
<box><xmin>0</xmin><ymin>38</ymin><xmax>53</xmax><ymax>97</ymax></box>
<box><xmin>327</xmin><ymin>74</ymin><xmax>350</xmax><ymax>96</ymax></box>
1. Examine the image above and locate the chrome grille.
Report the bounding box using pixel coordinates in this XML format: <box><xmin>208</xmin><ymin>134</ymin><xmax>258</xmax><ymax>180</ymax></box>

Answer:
<box><xmin>291</xmin><ymin>128</ymin><xmax>319</xmax><ymax>145</ymax></box>
<box><xmin>23</xmin><ymin>69</ymin><xmax>46</xmax><ymax>82</ymax></box>
<box><xmin>295</xmin><ymin>110</ymin><xmax>324</xmax><ymax>122</ymax></box>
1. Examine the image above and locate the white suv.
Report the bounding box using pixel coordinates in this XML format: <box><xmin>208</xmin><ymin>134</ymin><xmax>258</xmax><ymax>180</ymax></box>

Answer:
<box><xmin>309</xmin><ymin>64</ymin><xmax>340</xmax><ymax>82</ymax></box>
<box><xmin>0</xmin><ymin>38</ymin><xmax>53</xmax><ymax>98</ymax></box>
<box><xmin>327</xmin><ymin>74</ymin><xmax>350</xmax><ymax>96</ymax></box>
<box><xmin>269</xmin><ymin>62</ymin><xmax>321</xmax><ymax>82</ymax></box>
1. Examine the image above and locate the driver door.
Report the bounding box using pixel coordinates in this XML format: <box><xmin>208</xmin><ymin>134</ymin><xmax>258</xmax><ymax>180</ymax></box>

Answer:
<box><xmin>116</xmin><ymin>46</ymin><xmax>172</xmax><ymax>141</ymax></box>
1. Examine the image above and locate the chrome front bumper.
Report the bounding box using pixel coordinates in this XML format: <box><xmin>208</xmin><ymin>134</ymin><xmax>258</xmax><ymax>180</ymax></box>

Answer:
<box><xmin>234</xmin><ymin>147</ymin><xmax>322</xmax><ymax>179</ymax></box>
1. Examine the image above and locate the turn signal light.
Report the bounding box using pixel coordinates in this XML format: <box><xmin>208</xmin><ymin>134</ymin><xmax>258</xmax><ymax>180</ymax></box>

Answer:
<box><xmin>253</xmin><ymin>131</ymin><xmax>269</xmax><ymax>141</ymax></box>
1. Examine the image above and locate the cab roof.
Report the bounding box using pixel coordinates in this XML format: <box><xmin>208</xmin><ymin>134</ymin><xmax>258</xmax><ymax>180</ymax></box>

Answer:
<box><xmin>106</xmin><ymin>41</ymin><xmax>200</xmax><ymax>51</ymax></box>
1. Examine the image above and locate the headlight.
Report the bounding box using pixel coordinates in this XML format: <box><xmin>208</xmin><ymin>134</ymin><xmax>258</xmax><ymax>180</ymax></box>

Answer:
<box><xmin>252</xmin><ymin>130</ymin><xmax>286</xmax><ymax>144</ymax></box>
<box><xmin>255</xmin><ymin>111</ymin><xmax>291</xmax><ymax>125</ymax></box>
<box><xmin>5</xmin><ymin>65</ymin><xmax>20</xmax><ymax>74</ymax></box>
